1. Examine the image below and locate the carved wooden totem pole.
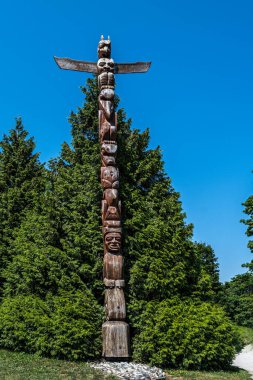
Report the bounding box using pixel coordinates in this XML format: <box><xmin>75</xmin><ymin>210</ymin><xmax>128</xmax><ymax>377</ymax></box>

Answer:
<box><xmin>54</xmin><ymin>36</ymin><xmax>151</xmax><ymax>359</ymax></box>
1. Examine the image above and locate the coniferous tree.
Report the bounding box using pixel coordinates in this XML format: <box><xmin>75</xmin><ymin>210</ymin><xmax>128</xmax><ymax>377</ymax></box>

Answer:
<box><xmin>0</xmin><ymin>118</ymin><xmax>45</xmax><ymax>293</ymax></box>
<box><xmin>241</xmin><ymin>189</ymin><xmax>253</xmax><ymax>270</ymax></box>
<box><xmin>221</xmin><ymin>272</ymin><xmax>253</xmax><ymax>328</ymax></box>
<box><xmin>0</xmin><ymin>85</ymin><xmax>104</xmax><ymax>359</ymax></box>
<box><xmin>191</xmin><ymin>242</ymin><xmax>221</xmax><ymax>301</ymax></box>
<box><xmin>219</xmin><ymin>178</ymin><xmax>253</xmax><ymax>328</ymax></box>
<box><xmin>0</xmin><ymin>78</ymin><xmax>241</xmax><ymax>366</ymax></box>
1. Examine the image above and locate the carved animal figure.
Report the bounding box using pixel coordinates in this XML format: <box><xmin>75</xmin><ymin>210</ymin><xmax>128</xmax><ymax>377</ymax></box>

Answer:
<box><xmin>101</xmin><ymin>143</ymin><xmax>117</xmax><ymax>165</ymax></box>
<box><xmin>101</xmin><ymin>166</ymin><xmax>119</xmax><ymax>189</ymax></box>
<box><xmin>98</xmin><ymin>35</ymin><xmax>111</xmax><ymax>58</ymax></box>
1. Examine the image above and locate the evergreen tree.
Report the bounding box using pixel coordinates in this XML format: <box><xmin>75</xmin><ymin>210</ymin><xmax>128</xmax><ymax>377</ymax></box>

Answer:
<box><xmin>191</xmin><ymin>242</ymin><xmax>221</xmax><ymax>301</ymax></box>
<box><xmin>241</xmin><ymin>188</ymin><xmax>253</xmax><ymax>270</ymax></box>
<box><xmin>0</xmin><ymin>84</ymin><xmax>104</xmax><ymax>359</ymax></box>
<box><xmin>0</xmin><ymin>78</ymin><xmax>241</xmax><ymax>366</ymax></box>
<box><xmin>221</xmin><ymin>272</ymin><xmax>253</xmax><ymax>328</ymax></box>
<box><xmin>220</xmin><ymin>185</ymin><xmax>253</xmax><ymax>328</ymax></box>
<box><xmin>0</xmin><ymin>118</ymin><xmax>44</xmax><ymax>294</ymax></box>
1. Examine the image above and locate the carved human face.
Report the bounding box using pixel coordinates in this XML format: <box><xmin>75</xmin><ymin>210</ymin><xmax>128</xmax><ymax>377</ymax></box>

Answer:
<box><xmin>105</xmin><ymin>232</ymin><xmax>121</xmax><ymax>252</ymax></box>
<box><xmin>97</xmin><ymin>58</ymin><xmax>115</xmax><ymax>74</ymax></box>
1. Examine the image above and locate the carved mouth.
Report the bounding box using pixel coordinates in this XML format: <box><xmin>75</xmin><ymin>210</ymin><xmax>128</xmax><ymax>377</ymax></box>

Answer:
<box><xmin>110</xmin><ymin>244</ymin><xmax>120</xmax><ymax>250</ymax></box>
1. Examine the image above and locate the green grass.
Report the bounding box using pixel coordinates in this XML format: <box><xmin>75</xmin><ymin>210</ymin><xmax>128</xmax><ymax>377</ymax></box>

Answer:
<box><xmin>0</xmin><ymin>349</ymin><xmax>118</xmax><ymax>380</ymax></box>
<box><xmin>0</xmin><ymin>349</ymin><xmax>251</xmax><ymax>380</ymax></box>
<box><xmin>237</xmin><ymin>326</ymin><xmax>253</xmax><ymax>345</ymax></box>
<box><xmin>165</xmin><ymin>369</ymin><xmax>251</xmax><ymax>379</ymax></box>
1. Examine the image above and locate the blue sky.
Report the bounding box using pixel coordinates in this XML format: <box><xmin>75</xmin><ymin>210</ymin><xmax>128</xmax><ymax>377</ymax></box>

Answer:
<box><xmin>0</xmin><ymin>0</ymin><xmax>252</xmax><ymax>281</ymax></box>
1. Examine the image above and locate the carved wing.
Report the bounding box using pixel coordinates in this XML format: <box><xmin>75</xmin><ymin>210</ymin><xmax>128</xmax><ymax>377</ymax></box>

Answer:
<box><xmin>54</xmin><ymin>57</ymin><xmax>97</xmax><ymax>73</ymax></box>
<box><xmin>115</xmin><ymin>62</ymin><xmax>151</xmax><ymax>74</ymax></box>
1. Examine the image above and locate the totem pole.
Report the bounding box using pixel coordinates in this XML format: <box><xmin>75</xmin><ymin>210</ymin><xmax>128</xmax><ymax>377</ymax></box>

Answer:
<box><xmin>54</xmin><ymin>36</ymin><xmax>151</xmax><ymax>359</ymax></box>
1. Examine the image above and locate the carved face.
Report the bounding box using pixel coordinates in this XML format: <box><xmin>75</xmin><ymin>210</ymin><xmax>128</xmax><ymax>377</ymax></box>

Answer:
<box><xmin>97</xmin><ymin>58</ymin><xmax>115</xmax><ymax>74</ymax></box>
<box><xmin>99</xmin><ymin>88</ymin><xmax>114</xmax><ymax>100</ymax></box>
<box><xmin>102</xmin><ymin>166</ymin><xmax>119</xmax><ymax>182</ymax></box>
<box><xmin>102</xmin><ymin>143</ymin><xmax>117</xmax><ymax>156</ymax></box>
<box><xmin>105</xmin><ymin>232</ymin><xmax>121</xmax><ymax>252</ymax></box>
<box><xmin>98</xmin><ymin>39</ymin><xmax>111</xmax><ymax>58</ymax></box>
<box><xmin>101</xmin><ymin>143</ymin><xmax>117</xmax><ymax>166</ymax></box>
<box><xmin>104</xmin><ymin>189</ymin><xmax>119</xmax><ymax>206</ymax></box>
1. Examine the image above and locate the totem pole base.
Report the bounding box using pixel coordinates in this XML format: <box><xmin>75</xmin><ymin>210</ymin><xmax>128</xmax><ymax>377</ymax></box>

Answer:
<box><xmin>102</xmin><ymin>321</ymin><xmax>130</xmax><ymax>359</ymax></box>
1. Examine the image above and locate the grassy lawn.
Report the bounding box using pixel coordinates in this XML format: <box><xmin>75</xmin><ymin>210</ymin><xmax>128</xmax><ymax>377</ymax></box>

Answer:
<box><xmin>238</xmin><ymin>326</ymin><xmax>253</xmax><ymax>346</ymax></box>
<box><xmin>165</xmin><ymin>368</ymin><xmax>251</xmax><ymax>379</ymax></box>
<box><xmin>0</xmin><ymin>349</ymin><xmax>118</xmax><ymax>380</ymax></box>
<box><xmin>0</xmin><ymin>349</ymin><xmax>252</xmax><ymax>380</ymax></box>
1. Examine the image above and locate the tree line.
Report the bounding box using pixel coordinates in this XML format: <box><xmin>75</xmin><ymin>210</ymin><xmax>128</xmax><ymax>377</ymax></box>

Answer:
<box><xmin>0</xmin><ymin>77</ymin><xmax>251</xmax><ymax>369</ymax></box>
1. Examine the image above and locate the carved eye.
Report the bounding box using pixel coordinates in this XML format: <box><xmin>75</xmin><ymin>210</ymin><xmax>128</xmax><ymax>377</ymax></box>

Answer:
<box><xmin>100</xmin><ymin>61</ymin><xmax>105</xmax><ymax>67</ymax></box>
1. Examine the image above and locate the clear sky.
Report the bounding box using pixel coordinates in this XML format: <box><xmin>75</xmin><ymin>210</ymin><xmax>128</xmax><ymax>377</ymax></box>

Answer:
<box><xmin>0</xmin><ymin>0</ymin><xmax>252</xmax><ymax>282</ymax></box>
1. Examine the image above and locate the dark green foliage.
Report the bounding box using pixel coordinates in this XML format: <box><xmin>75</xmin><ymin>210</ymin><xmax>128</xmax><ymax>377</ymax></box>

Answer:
<box><xmin>0</xmin><ymin>78</ymin><xmax>240</xmax><ymax>367</ymax></box>
<box><xmin>131</xmin><ymin>299</ymin><xmax>242</xmax><ymax>370</ymax></box>
<box><xmin>191</xmin><ymin>243</ymin><xmax>221</xmax><ymax>301</ymax></box>
<box><xmin>241</xmin><ymin>189</ymin><xmax>253</xmax><ymax>270</ymax></box>
<box><xmin>220</xmin><ymin>272</ymin><xmax>253</xmax><ymax>328</ymax></box>
<box><xmin>220</xmin><ymin>175</ymin><xmax>253</xmax><ymax>328</ymax></box>
<box><xmin>0</xmin><ymin>290</ymin><xmax>103</xmax><ymax>360</ymax></box>
<box><xmin>0</xmin><ymin>207</ymin><xmax>103</xmax><ymax>360</ymax></box>
<box><xmin>3</xmin><ymin>212</ymin><xmax>86</xmax><ymax>298</ymax></box>
<box><xmin>0</xmin><ymin>100</ymin><xmax>103</xmax><ymax>359</ymax></box>
<box><xmin>0</xmin><ymin>118</ymin><xmax>45</xmax><ymax>292</ymax></box>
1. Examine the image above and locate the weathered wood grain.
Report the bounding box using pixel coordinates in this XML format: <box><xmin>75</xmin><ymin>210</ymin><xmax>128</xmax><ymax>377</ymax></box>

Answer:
<box><xmin>103</xmin><ymin>253</ymin><xmax>123</xmax><ymax>280</ymax></box>
<box><xmin>115</xmin><ymin>62</ymin><xmax>151</xmax><ymax>74</ymax></box>
<box><xmin>54</xmin><ymin>57</ymin><xmax>97</xmax><ymax>73</ymax></box>
<box><xmin>102</xmin><ymin>321</ymin><xmax>130</xmax><ymax>358</ymax></box>
<box><xmin>103</xmin><ymin>278</ymin><xmax>125</xmax><ymax>288</ymax></box>
<box><xmin>105</xmin><ymin>288</ymin><xmax>126</xmax><ymax>320</ymax></box>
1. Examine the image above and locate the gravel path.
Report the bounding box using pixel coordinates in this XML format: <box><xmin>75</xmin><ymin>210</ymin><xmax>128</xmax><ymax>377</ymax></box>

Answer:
<box><xmin>233</xmin><ymin>345</ymin><xmax>253</xmax><ymax>379</ymax></box>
